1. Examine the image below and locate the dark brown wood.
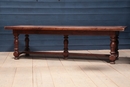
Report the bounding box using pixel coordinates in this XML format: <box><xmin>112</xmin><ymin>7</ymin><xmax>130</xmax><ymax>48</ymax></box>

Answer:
<box><xmin>63</xmin><ymin>35</ymin><xmax>69</xmax><ymax>59</ymax></box>
<box><xmin>20</xmin><ymin>51</ymin><xmax>63</xmax><ymax>55</ymax></box>
<box><xmin>109</xmin><ymin>34</ymin><xmax>118</xmax><ymax>64</ymax></box>
<box><xmin>5</xmin><ymin>25</ymin><xmax>126</xmax><ymax>64</ymax></box>
<box><xmin>25</xmin><ymin>34</ymin><xmax>30</xmax><ymax>56</ymax></box>
<box><xmin>20</xmin><ymin>51</ymin><xmax>109</xmax><ymax>57</ymax></box>
<box><xmin>4</xmin><ymin>25</ymin><xmax>125</xmax><ymax>31</ymax></box>
<box><xmin>13</xmin><ymin>33</ymin><xmax>19</xmax><ymax>59</ymax></box>
<box><xmin>12</xmin><ymin>30</ymin><xmax>118</xmax><ymax>35</ymax></box>
<box><xmin>115</xmin><ymin>32</ymin><xmax>119</xmax><ymax>60</ymax></box>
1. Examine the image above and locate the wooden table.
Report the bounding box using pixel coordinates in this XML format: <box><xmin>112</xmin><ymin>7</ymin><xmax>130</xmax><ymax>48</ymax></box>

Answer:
<box><xmin>4</xmin><ymin>25</ymin><xmax>126</xmax><ymax>64</ymax></box>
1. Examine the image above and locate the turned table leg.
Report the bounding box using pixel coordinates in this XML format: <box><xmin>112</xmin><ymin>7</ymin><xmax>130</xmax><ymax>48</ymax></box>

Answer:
<box><xmin>13</xmin><ymin>33</ymin><xmax>20</xmax><ymax>59</ymax></box>
<box><xmin>63</xmin><ymin>35</ymin><xmax>69</xmax><ymax>59</ymax></box>
<box><xmin>115</xmin><ymin>32</ymin><xmax>119</xmax><ymax>60</ymax></box>
<box><xmin>109</xmin><ymin>34</ymin><xmax>118</xmax><ymax>64</ymax></box>
<box><xmin>25</xmin><ymin>34</ymin><xmax>30</xmax><ymax>56</ymax></box>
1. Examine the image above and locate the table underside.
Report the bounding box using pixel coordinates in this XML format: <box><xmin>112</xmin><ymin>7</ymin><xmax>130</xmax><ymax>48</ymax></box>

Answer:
<box><xmin>12</xmin><ymin>30</ymin><xmax>119</xmax><ymax>64</ymax></box>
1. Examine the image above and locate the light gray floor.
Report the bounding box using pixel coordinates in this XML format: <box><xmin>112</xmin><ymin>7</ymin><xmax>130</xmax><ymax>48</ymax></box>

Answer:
<box><xmin>0</xmin><ymin>50</ymin><xmax>130</xmax><ymax>87</ymax></box>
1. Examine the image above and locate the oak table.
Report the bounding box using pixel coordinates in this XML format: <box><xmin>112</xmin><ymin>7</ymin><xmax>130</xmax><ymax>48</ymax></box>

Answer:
<box><xmin>5</xmin><ymin>25</ymin><xmax>126</xmax><ymax>64</ymax></box>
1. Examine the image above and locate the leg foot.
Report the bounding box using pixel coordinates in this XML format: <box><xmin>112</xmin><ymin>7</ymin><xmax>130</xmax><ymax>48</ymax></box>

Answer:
<box><xmin>109</xmin><ymin>55</ymin><xmax>116</xmax><ymax>64</ymax></box>
<box><xmin>63</xmin><ymin>53</ymin><xmax>69</xmax><ymax>59</ymax></box>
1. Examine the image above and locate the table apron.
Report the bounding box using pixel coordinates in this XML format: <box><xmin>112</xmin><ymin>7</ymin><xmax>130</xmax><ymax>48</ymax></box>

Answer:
<box><xmin>13</xmin><ymin>30</ymin><xmax>119</xmax><ymax>36</ymax></box>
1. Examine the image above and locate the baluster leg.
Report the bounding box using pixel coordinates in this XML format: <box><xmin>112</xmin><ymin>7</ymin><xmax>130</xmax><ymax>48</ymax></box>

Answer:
<box><xmin>115</xmin><ymin>32</ymin><xmax>119</xmax><ymax>60</ymax></box>
<box><xmin>13</xmin><ymin>33</ymin><xmax>19</xmax><ymax>59</ymax></box>
<box><xmin>25</xmin><ymin>34</ymin><xmax>30</xmax><ymax>56</ymax></box>
<box><xmin>109</xmin><ymin>34</ymin><xmax>118</xmax><ymax>64</ymax></box>
<box><xmin>63</xmin><ymin>35</ymin><xmax>69</xmax><ymax>59</ymax></box>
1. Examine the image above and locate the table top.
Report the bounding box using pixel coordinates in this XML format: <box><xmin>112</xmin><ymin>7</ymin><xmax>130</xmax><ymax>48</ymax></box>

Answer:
<box><xmin>4</xmin><ymin>25</ymin><xmax>126</xmax><ymax>31</ymax></box>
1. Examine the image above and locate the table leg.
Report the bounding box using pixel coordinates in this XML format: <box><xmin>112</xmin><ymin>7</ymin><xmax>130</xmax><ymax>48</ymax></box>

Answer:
<box><xmin>63</xmin><ymin>35</ymin><xmax>69</xmax><ymax>59</ymax></box>
<box><xmin>115</xmin><ymin>32</ymin><xmax>119</xmax><ymax>60</ymax></box>
<box><xmin>25</xmin><ymin>34</ymin><xmax>30</xmax><ymax>56</ymax></box>
<box><xmin>109</xmin><ymin>34</ymin><xmax>118</xmax><ymax>64</ymax></box>
<box><xmin>13</xmin><ymin>33</ymin><xmax>19</xmax><ymax>59</ymax></box>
